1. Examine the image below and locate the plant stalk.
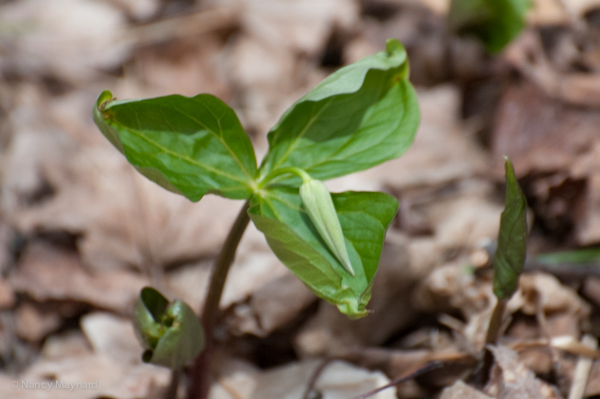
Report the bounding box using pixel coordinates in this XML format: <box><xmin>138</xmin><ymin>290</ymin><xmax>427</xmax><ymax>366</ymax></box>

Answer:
<box><xmin>478</xmin><ymin>297</ymin><xmax>507</xmax><ymax>386</ymax></box>
<box><xmin>484</xmin><ymin>298</ymin><xmax>507</xmax><ymax>348</ymax></box>
<box><xmin>187</xmin><ymin>200</ymin><xmax>251</xmax><ymax>399</ymax></box>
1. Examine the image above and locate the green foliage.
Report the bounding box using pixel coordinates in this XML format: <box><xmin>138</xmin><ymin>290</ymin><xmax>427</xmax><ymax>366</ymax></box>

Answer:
<box><xmin>258</xmin><ymin>39</ymin><xmax>419</xmax><ymax>183</ymax></box>
<box><xmin>449</xmin><ymin>0</ymin><xmax>532</xmax><ymax>53</ymax></box>
<box><xmin>492</xmin><ymin>157</ymin><xmax>528</xmax><ymax>299</ymax></box>
<box><xmin>299</xmin><ymin>174</ymin><xmax>355</xmax><ymax>276</ymax></box>
<box><xmin>94</xmin><ymin>38</ymin><xmax>419</xmax><ymax>319</ymax></box>
<box><xmin>537</xmin><ymin>248</ymin><xmax>600</xmax><ymax>264</ymax></box>
<box><xmin>250</xmin><ymin>189</ymin><xmax>398</xmax><ymax>318</ymax></box>
<box><xmin>93</xmin><ymin>91</ymin><xmax>257</xmax><ymax>201</ymax></box>
<box><xmin>133</xmin><ymin>287</ymin><xmax>204</xmax><ymax>368</ymax></box>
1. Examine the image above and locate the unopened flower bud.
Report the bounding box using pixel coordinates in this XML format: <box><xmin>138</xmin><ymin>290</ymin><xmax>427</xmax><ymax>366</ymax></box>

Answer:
<box><xmin>299</xmin><ymin>177</ymin><xmax>355</xmax><ymax>276</ymax></box>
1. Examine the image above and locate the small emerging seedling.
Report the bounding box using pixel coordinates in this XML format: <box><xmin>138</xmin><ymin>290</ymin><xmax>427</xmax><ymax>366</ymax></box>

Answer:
<box><xmin>492</xmin><ymin>156</ymin><xmax>528</xmax><ymax>301</ymax></box>
<box><xmin>133</xmin><ymin>287</ymin><xmax>204</xmax><ymax>369</ymax></box>
<box><xmin>479</xmin><ymin>156</ymin><xmax>527</xmax><ymax>383</ymax></box>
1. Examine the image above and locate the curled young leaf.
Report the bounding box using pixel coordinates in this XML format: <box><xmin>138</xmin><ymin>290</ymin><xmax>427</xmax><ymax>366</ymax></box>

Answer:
<box><xmin>133</xmin><ymin>287</ymin><xmax>204</xmax><ymax>369</ymax></box>
<box><xmin>249</xmin><ymin>188</ymin><xmax>398</xmax><ymax>318</ymax></box>
<box><xmin>492</xmin><ymin>157</ymin><xmax>528</xmax><ymax>299</ymax></box>
<box><xmin>300</xmin><ymin>177</ymin><xmax>354</xmax><ymax>276</ymax></box>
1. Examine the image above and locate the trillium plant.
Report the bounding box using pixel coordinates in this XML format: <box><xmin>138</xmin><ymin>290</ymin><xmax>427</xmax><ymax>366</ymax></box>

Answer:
<box><xmin>93</xmin><ymin>39</ymin><xmax>420</xmax><ymax>399</ymax></box>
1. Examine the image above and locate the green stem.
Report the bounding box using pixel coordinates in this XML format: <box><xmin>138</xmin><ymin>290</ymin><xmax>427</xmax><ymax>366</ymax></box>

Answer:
<box><xmin>476</xmin><ymin>298</ymin><xmax>507</xmax><ymax>386</ymax></box>
<box><xmin>259</xmin><ymin>167</ymin><xmax>311</xmax><ymax>188</ymax></box>
<box><xmin>187</xmin><ymin>200</ymin><xmax>251</xmax><ymax>399</ymax></box>
<box><xmin>164</xmin><ymin>369</ymin><xmax>180</xmax><ymax>399</ymax></box>
<box><xmin>484</xmin><ymin>298</ymin><xmax>506</xmax><ymax>347</ymax></box>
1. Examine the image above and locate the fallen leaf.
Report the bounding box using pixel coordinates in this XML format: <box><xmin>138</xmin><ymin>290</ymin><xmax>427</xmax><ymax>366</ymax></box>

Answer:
<box><xmin>487</xmin><ymin>345</ymin><xmax>562</xmax><ymax>399</ymax></box>
<box><xmin>441</xmin><ymin>380</ymin><xmax>493</xmax><ymax>399</ymax></box>
<box><xmin>0</xmin><ymin>0</ymin><xmax>129</xmax><ymax>83</ymax></box>
<box><xmin>9</xmin><ymin>241</ymin><xmax>148</xmax><ymax>313</ymax></box>
<box><xmin>15</xmin><ymin>303</ymin><xmax>62</xmax><ymax>342</ymax></box>
<box><xmin>250</xmin><ymin>360</ymin><xmax>396</xmax><ymax>399</ymax></box>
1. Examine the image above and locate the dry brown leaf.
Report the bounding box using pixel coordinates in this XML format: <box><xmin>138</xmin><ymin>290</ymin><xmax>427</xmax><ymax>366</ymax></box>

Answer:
<box><xmin>207</xmin><ymin>357</ymin><xmax>397</xmax><ymax>399</ymax></box>
<box><xmin>229</xmin><ymin>0</ymin><xmax>357</xmax><ymax>55</ymax></box>
<box><xmin>109</xmin><ymin>0</ymin><xmax>160</xmax><ymax>20</ymax></box>
<box><xmin>250</xmin><ymin>360</ymin><xmax>396</xmax><ymax>399</ymax></box>
<box><xmin>441</xmin><ymin>380</ymin><xmax>493</xmax><ymax>399</ymax></box>
<box><xmin>584</xmin><ymin>360</ymin><xmax>600</xmax><ymax>396</ymax></box>
<box><xmin>509</xmin><ymin>273</ymin><xmax>590</xmax><ymax>331</ymax></box>
<box><xmin>504</xmin><ymin>33</ymin><xmax>600</xmax><ymax>108</ymax></box>
<box><xmin>581</xmin><ymin>276</ymin><xmax>600</xmax><ymax>309</ymax></box>
<box><xmin>415</xmin><ymin>182</ymin><xmax>502</xmax><ymax>250</ymax></box>
<box><xmin>487</xmin><ymin>345</ymin><xmax>562</xmax><ymax>399</ymax></box>
<box><xmin>130</xmin><ymin>35</ymin><xmax>231</xmax><ymax>98</ymax></box>
<box><xmin>419</xmin><ymin>0</ymin><xmax>451</xmax><ymax>14</ymax></box>
<box><xmin>9</xmin><ymin>242</ymin><xmax>148</xmax><ymax>313</ymax></box>
<box><xmin>415</xmin><ymin>262</ymin><xmax>495</xmax><ymax>351</ymax></box>
<box><xmin>0</xmin><ymin>312</ymin><xmax>170</xmax><ymax>398</ymax></box>
<box><xmin>221</xmin><ymin>0</ymin><xmax>358</xmax><ymax>142</ymax></box>
<box><xmin>0</xmin><ymin>0</ymin><xmax>129</xmax><ymax>83</ymax></box>
<box><xmin>80</xmin><ymin>312</ymin><xmax>143</xmax><ymax>364</ymax></box>
<box><xmin>572</xmin><ymin>173</ymin><xmax>600</xmax><ymax>245</ymax></box>
<box><xmin>226</xmin><ymin>272</ymin><xmax>316</xmax><ymax>337</ymax></box>
<box><xmin>15</xmin><ymin>302</ymin><xmax>62</xmax><ymax>342</ymax></box>
<box><xmin>528</xmin><ymin>0</ymin><xmax>572</xmax><ymax>25</ymax></box>
<box><xmin>40</xmin><ymin>330</ymin><xmax>92</xmax><ymax>360</ymax></box>
<box><xmin>0</xmin><ymin>354</ymin><xmax>169</xmax><ymax>399</ymax></box>
<box><xmin>561</xmin><ymin>0</ymin><xmax>600</xmax><ymax>16</ymax></box>
<box><xmin>491</xmin><ymin>82</ymin><xmax>600</xmax><ymax>176</ymax></box>
<box><xmin>0</xmin><ymin>278</ymin><xmax>15</xmax><ymax>309</ymax></box>
<box><xmin>209</xmin><ymin>357</ymin><xmax>259</xmax><ymax>399</ymax></box>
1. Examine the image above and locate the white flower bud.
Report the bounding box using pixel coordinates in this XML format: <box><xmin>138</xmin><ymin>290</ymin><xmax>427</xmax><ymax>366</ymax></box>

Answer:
<box><xmin>300</xmin><ymin>178</ymin><xmax>355</xmax><ymax>276</ymax></box>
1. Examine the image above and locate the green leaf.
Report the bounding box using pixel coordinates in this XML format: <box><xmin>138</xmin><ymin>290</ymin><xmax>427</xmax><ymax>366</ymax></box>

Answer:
<box><xmin>133</xmin><ymin>287</ymin><xmax>168</xmax><ymax>350</ymax></box>
<box><xmin>133</xmin><ymin>287</ymin><xmax>204</xmax><ymax>369</ymax></box>
<box><xmin>449</xmin><ymin>0</ymin><xmax>532</xmax><ymax>53</ymax></box>
<box><xmin>93</xmin><ymin>90</ymin><xmax>257</xmax><ymax>202</ymax></box>
<box><xmin>493</xmin><ymin>157</ymin><xmax>528</xmax><ymax>299</ymax></box>
<box><xmin>258</xmin><ymin>39</ymin><xmax>419</xmax><ymax>184</ymax></box>
<box><xmin>537</xmin><ymin>248</ymin><xmax>600</xmax><ymax>265</ymax></box>
<box><xmin>249</xmin><ymin>187</ymin><xmax>398</xmax><ymax>318</ymax></box>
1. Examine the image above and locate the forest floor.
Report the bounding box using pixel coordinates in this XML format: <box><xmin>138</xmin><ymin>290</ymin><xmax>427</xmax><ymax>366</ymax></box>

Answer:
<box><xmin>1</xmin><ymin>0</ymin><xmax>600</xmax><ymax>398</ymax></box>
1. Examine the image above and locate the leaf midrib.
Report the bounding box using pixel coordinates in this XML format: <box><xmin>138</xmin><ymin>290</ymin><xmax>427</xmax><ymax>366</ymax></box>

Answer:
<box><xmin>269</xmin><ymin>97</ymin><xmax>335</xmax><ymax>172</ymax></box>
<box><xmin>170</xmin><ymin>101</ymin><xmax>255</xmax><ymax>182</ymax></box>
<box><xmin>124</xmin><ymin>126</ymin><xmax>250</xmax><ymax>186</ymax></box>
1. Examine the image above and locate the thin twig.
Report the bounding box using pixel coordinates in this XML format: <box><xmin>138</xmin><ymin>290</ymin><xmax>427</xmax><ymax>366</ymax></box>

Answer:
<box><xmin>350</xmin><ymin>361</ymin><xmax>443</xmax><ymax>399</ymax></box>
<box><xmin>301</xmin><ymin>358</ymin><xmax>334</xmax><ymax>399</ymax></box>
<box><xmin>187</xmin><ymin>200</ymin><xmax>251</xmax><ymax>399</ymax></box>
<box><xmin>568</xmin><ymin>334</ymin><xmax>597</xmax><ymax>399</ymax></box>
<box><xmin>471</xmin><ymin>298</ymin><xmax>507</xmax><ymax>387</ymax></box>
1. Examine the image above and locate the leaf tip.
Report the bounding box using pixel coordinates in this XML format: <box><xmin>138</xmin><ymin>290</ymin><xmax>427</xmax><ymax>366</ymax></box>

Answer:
<box><xmin>385</xmin><ymin>38</ymin><xmax>404</xmax><ymax>56</ymax></box>
<box><xmin>96</xmin><ymin>90</ymin><xmax>114</xmax><ymax>112</ymax></box>
<box><xmin>503</xmin><ymin>156</ymin><xmax>519</xmax><ymax>188</ymax></box>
